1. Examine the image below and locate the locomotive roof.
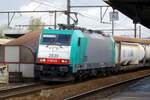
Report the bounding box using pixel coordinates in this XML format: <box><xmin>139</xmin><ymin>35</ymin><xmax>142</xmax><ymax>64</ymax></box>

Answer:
<box><xmin>42</xmin><ymin>29</ymin><xmax>74</xmax><ymax>35</ymax></box>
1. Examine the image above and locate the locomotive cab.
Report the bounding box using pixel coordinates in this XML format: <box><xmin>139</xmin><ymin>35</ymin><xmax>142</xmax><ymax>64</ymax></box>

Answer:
<box><xmin>36</xmin><ymin>29</ymin><xmax>85</xmax><ymax>81</ymax></box>
<box><xmin>37</xmin><ymin>34</ymin><xmax>71</xmax><ymax>65</ymax></box>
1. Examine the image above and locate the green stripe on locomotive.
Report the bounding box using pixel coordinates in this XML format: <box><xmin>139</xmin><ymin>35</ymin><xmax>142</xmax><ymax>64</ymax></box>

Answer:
<box><xmin>42</xmin><ymin>29</ymin><xmax>73</xmax><ymax>35</ymax></box>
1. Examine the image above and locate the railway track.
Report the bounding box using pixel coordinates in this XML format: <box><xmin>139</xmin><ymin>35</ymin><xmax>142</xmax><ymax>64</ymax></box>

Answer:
<box><xmin>3</xmin><ymin>69</ymin><xmax>150</xmax><ymax>100</ymax></box>
<box><xmin>0</xmin><ymin>82</ymin><xmax>69</xmax><ymax>99</ymax></box>
<box><xmin>64</xmin><ymin>80</ymin><xmax>137</xmax><ymax>100</ymax></box>
<box><xmin>64</xmin><ymin>69</ymin><xmax>150</xmax><ymax>100</ymax></box>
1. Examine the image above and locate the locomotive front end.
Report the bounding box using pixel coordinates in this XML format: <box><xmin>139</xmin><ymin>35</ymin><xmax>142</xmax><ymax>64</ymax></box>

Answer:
<box><xmin>36</xmin><ymin>29</ymin><xmax>74</xmax><ymax>81</ymax></box>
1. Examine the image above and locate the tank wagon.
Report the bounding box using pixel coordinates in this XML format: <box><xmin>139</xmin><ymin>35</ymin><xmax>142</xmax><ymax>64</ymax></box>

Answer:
<box><xmin>36</xmin><ymin>29</ymin><xmax>150</xmax><ymax>81</ymax></box>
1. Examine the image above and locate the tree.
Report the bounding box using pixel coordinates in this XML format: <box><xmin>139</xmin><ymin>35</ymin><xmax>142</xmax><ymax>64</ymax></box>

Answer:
<box><xmin>28</xmin><ymin>17</ymin><xmax>44</xmax><ymax>31</ymax></box>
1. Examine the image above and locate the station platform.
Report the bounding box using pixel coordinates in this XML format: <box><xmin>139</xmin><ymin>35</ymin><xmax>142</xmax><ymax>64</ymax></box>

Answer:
<box><xmin>103</xmin><ymin>76</ymin><xmax>150</xmax><ymax>100</ymax></box>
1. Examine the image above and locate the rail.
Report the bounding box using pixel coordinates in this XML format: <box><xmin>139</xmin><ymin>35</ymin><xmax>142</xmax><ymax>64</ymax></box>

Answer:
<box><xmin>64</xmin><ymin>69</ymin><xmax>150</xmax><ymax>100</ymax></box>
<box><xmin>0</xmin><ymin>82</ymin><xmax>69</xmax><ymax>99</ymax></box>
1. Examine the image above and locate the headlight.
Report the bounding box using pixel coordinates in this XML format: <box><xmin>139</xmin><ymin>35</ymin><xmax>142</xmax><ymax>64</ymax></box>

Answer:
<box><xmin>43</xmin><ymin>59</ymin><xmax>46</xmax><ymax>62</ymax></box>
<box><xmin>61</xmin><ymin>60</ymin><xmax>65</xmax><ymax>63</ymax></box>
<box><xmin>61</xmin><ymin>59</ymin><xmax>69</xmax><ymax>63</ymax></box>
<box><xmin>40</xmin><ymin>58</ymin><xmax>46</xmax><ymax>62</ymax></box>
<box><xmin>40</xmin><ymin>59</ymin><xmax>43</xmax><ymax>62</ymax></box>
<box><xmin>63</xmin><ymin>60</ymin><xmax>68</xmax><ymax>63</ymax></box>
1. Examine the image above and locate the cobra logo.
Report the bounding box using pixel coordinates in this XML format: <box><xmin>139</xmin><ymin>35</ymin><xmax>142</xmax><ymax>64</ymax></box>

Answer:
<box><xmin>48</xmin><ymin>47</ymin><xmax>59</xmax><ymax>51</ymax></box>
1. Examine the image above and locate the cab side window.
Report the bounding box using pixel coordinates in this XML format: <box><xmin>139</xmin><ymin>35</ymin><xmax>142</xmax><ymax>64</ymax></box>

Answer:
<box><xmin>78</xmin><ymin>38</ymin><xmax>81</xmax><ymax>47</ymax></box>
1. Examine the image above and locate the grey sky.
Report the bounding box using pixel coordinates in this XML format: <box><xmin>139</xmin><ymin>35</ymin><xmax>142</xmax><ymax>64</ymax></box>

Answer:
<box><xmin>0</xmin><ymin>0</ymin><xmax>150</xmax><ymax>38</ymax></box>
<box><xmin>0</xmin><ymin>0</ymin><xmax>29</xmax><ymax>10</ymax></box>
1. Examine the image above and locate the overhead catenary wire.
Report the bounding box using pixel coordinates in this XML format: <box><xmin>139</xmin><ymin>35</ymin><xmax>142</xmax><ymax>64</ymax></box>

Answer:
<box><xmin>12</xmin><ymin>0</ymin><xmax>74</xmax><ymax>28</ymax></box>
<box><xmin>0</xmin><ymin>0</ymin><xmax>137</xmax><ymax>37</ymax></box>
<box><xmin>30</xmin><ymin>0</ymin><xmax>66</xmax><ymax>10</ymax></box>
<box><xmin>78</xmin><ymin>12</ymin><xmax>101</xmax><ymax>21</ymax></box>
<box><xmin>13</xmin><ymin>0</ymin><xmax>54</xmax><ymax>28</ymax></box>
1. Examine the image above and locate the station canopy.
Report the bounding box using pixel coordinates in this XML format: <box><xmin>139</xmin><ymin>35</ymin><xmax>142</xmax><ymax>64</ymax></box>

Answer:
<box><xmin>104</xmin><ymin>0</ymin><xmax>150</xmax><ymax>29</ymax></box>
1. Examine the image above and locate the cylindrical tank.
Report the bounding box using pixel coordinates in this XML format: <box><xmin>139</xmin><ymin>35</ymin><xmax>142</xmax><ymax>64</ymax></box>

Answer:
<box><xmin>115</xmin><ymin>43</ymin><xmax>145</xmax><ymax>65</ymax></box>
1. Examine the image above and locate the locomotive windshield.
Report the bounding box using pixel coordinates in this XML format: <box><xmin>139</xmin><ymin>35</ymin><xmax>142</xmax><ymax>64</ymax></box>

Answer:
<box><xmin>42</xmin><ymin>34</ymin><xmax>71</xmax><ymax>46</ymax></box>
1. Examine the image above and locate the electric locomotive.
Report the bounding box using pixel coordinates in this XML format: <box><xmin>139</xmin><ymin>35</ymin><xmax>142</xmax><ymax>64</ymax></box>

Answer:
<box><xmin>36</xmin><ymin>28</ymin><xmax>149</xmax><ymax>81</ymax></box>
